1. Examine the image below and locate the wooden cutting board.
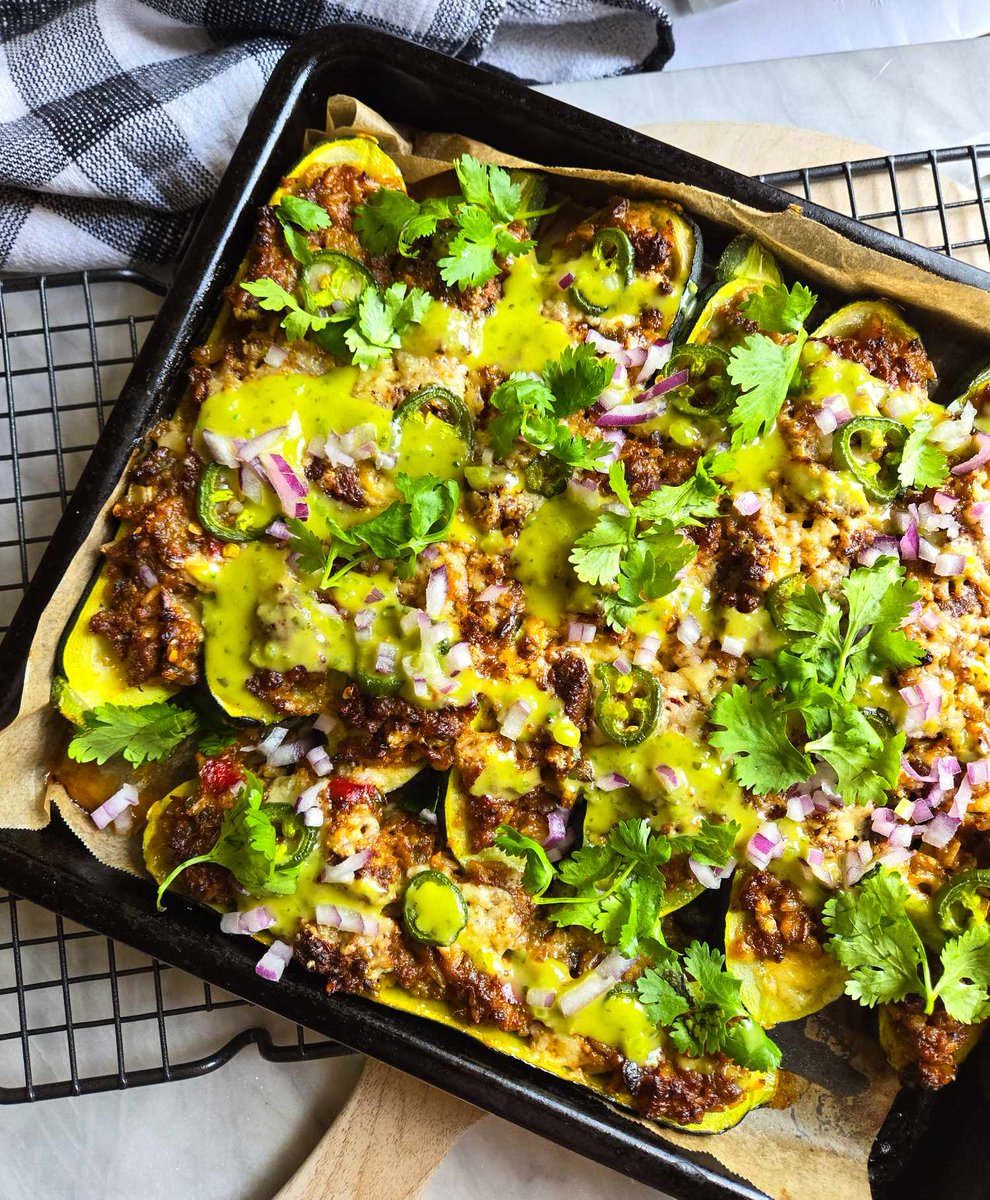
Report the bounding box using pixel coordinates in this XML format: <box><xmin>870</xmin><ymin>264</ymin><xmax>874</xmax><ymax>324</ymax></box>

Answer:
<box><xmin>272</xmin><ymin>122</ymin><xmax>979</xmax><ymax>1200</ymax></box>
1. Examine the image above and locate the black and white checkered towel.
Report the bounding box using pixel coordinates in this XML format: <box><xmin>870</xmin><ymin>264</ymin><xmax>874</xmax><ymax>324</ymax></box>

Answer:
<box><xmin>0</xmin><ymin>1</ymin><xmax>673</xmax><ymax>272</ymax></box>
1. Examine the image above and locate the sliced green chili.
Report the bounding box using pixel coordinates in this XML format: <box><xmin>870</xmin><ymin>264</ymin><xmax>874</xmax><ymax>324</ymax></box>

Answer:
<box><xmin>934</xmin><ymin>868</ymin><xmax>990</xmax><ymax>936</ymax></box>
<box><xmin>568</xmin><ymin>227</ymin><xmax>635</xmax><ymax>315</ymax></box>
<box><xmin>300</xmin><ymin>251</ymin><xmax>376</xmax><ymax>320</ymax></box>
<box><xmin>524</xmin><ymin>452</ymin><xmax>570</xmax><ymax>497</ymax></box>
<box><xmin>594</xmin><ymin>663</ymin><xmax>661</xmax><ymax>748</ymax></box>
<box><xmin>832</xmin><ymin>415</ymin><xmax>907</xmax><ymax>503</ymax></box>
<box><xmin>396</xmin><ymin>386</ymin><xmax>474</xmax><ymax>453</ymax></box>
<box><xmin>263</xmin><ymin>802</ymin><xmax>320</xmax><ymax>871</ymax></box>
<box><xmin>196</xmin><ymin>463</ymin><xmax>269</xmax><ymax>543</ymax></box>
<box><xmin>665</xmin><ymin>344</ymin><xmax>737</xmax><ymax>418</ymax></box>
<box><xmin>403</xmin><ymin>870</ymin><xmax>468</xmax><ymax>945</ymax></box>
<box><xmin>765</xmin><ymin>574</ymin><xmax>805</xmax><ymax>630</ymax></box>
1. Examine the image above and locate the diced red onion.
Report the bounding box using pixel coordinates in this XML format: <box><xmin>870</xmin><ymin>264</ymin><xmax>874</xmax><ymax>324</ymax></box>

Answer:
<box><xmin>596</xmin><ymin>772</ymin><xmax>630</xmax><ymax>792</ymax></box>
<box><xmin>967</xmin><ymin>759</ymin><xmax>990</xmax><ymax>785</ymax></box>
<box><xmin>733</xmin><ymin>491</ymin><xmax>761</xmax><ymax>517</ymax></box>
<box><xmin>263</xmin><ymin>343</ymin><xmax>288</xmax><ymax>368</ymax></box>
<box><xmin>871</xmin><ymin>807</ymin><xmax>896</xmax><ymax>835</ymax></box>
<box><xmin>138</xmin><ymin>564</ymin><xmax>158</xmax><ymax>588</ymax></box>
<box><xmin>258</xmin><ymin>725</ymin><xmax>288</xmax><ymax>758</ymax></box>
<box><xmin>295</xmin><ymin>782</ymin><xmax>324</xmax><ymax>814</ymax></box>
<box><xmin>747</xmin><ymin>823</ymin><xmax>783</xmax><ymax>868</ymax></box>
<box><xmin>845</xmin><ymin>842</ymin><xmax>874</xmax><ymax>887</ymax></box>
<box><xmin>636</xmin><ymin>340</ymin><xmax>672</xmax><ymax>384</ymax></box>
<box><xmin>259</xmin><ymin>452</ymin><xmax>308</xmax><ymax>520</ymax></box>
<box><xmin>922</xmin><ymin>812</ymin><xmax>960</xmax><ymax>848</ymax></box>
<box><xmin>721</xmin><ymin>636</ymin><xmax>746</xmax><ymax>658</ymax></box>
<box><xmin>526</xmin><ymin>987</ymin><xmax>557</xmax><ymax>1008</ymax></box>
<box><xmin>951</xmin><ymin>774</ymin><xmax>973</xmax><ymax>819</ymax></box>
<box><xmin>557</xmin><ymin>271</ymin><xmax>576</xmax><ymax>290</ymax></box>
<box><xmin>323</xmin><ymin>433</ymin><xmax>355</xmax><ymax>468</ymax></box>
<box><xmin>916</xmin><ymin>536</ymin><xmax>938</xmax><ymax>564</ymax></box>
<box><xmin>354</xmin><ymin>608</ymin><xmax>375</xmax><ymax>633</ymax></box>
<box><xmin>320</xmin><ymin>849</ymin><xmax>372</xmax><ymax>883</ymax></box>
<box><xmin>595</xmin><ymin>398</ymin><xmax>664</xmax><ymax>428</ymax></box>
<box><xmin>425</xmin><ymin>566</ymin><xmax>449</xmax><ymax>618</ymax></box>
<box><xmin>888</xmin><ymin>824</ymin><xmax>913</xmax><ymax>849</ymax></box>
<box><xmin>597</xmin><ymin>951</ymin><xmax>636</xmax><ymax>980</ymax></box>
<box><xmin>306</xmin><ymin>745</ymin><xmax>333</xmax><ymax>777</ymax></box>
<box><xmin>655</xmin><ymin>765</ymin><xmax>680</xmax><ymax>789</ymax></box>
<box><xmin>90</xmin><ymin>783</ymin><xmax>139</xmax><ymax>830</ymax></box>
<box><xmin>315</xmin><ymin>904</ymin><xmax>379</xmax><ymax>936</ymax></box>
<box><xmin>568</xmin><ymin>621</ymin><xmax>597</xmax><ymax>644</ymax></box>
<box><xmin>821</xmin><ymin>393</ymin><xmax>852</xmax><ymax>425</ymax></box>
<box><xmin>814</xmin><ymin>407</ymin><xmax>838</xmax><ymax>435</ymax></box>
<box><xmin>625</xmin><ymin>345</ymin><xmax>648</xmax><ymax>369</ymax></box>
<box><xmin>935</xmin><ymin>553</ymin><xmax>966</xmax><ymax>577</ymax></box>
<box><xmin>969</xmin><ymin>501</ymin><xmax>990</xmax><ymax>535</ymax></box>
<box><xmin>267</xmin><ymin>519</ymin><xmax>291</xmax><ymax>541</ymax></box>
<box><xmin>952</xmin><ymin>432</ymin><xmax>990</xmax><ymax>475</ymax></box>
<box><xmin>634</xmin><ymin>634</ymin><xmax>660</xmax><ymax>667</ymax></box>
<box><xmin>612</xmin><ymin>657</ymin><xmax>631</xmax><ymax>676</ymax></box>
<box><xmin>584</xmin><ymin>329</ymin><xmax>625</xmax><ymax>359</ymax></box>
<box><xmin>901</xmin><ymin>757</ymin><xmax>934</xmax><ymax>783</ymax></box>
<box><xmin>689</xmin><ymin>857</ymin><xmax>728</xmax><ymax>889</ymax></box>
<box><xmin>222</xmin><ymin>905</ymin><xmax>277</xmax><ymax>935</ymax></box>
<box><xmin>677</xmin><ymin>615</ymin><xmax>701</xmax><ymax>647</ymax></box>
<box><xmin>238</xmin><ymin>426</ymin><xmax>287</xmax><ymax>463</ymax></box>
<box><xmin>787</xmin><ymin>794</ymin><xmax>814</xmax><ymax>822</ymax></box>
<box><xmin>303</xmin><ymin>807</ymin><xmax>324</xmax><ymax>828</ymax></box>
<box><xmin>313</xmin><ymin>713</ymin><xmax>338</xmax><ymax>737</ymax></box>
<box><xmin>499</xmin><ymin>698</ymin><xmax>535</xmax><ymax>741</ymax></box>
<box><xmin>239</xmin><ymin>463</ymin><xmax>264</xmax><ymax>504</ymax></box>
<box><xmin>268</xmin><ymin>739</ymin><xmax>306</xmax><ymax>768</ymax></box>
<box><xmin>804</xmin><ymin>846</ymin><xmax>837</xmax><ymax>887</ymax></box>
<box><xmin>912</xmin><ymin>800</ymin><xmax>934</xmax><ymax>824</ymax></box>
<box><xmin>934</xmin><ymin>491</ymin><xmax>959</xmax><ymax>513</ymax></box>
<box><xmin>478</xmin><ymin>584</ymin><xmax>507</xmax><ymax>603</ymax></box>
<box><xmin>201</xmin><ymin>428</ymin><xmax>240</xmax><ymax>468</ymax></box>
<box><xmin>445</xmin><ymin>641</ymin><xmax>473</xmax><ymax>674</ymax></box>
<box><xmin>543</xmin><ymin>808</ymin><xmax>569</xmax><ymax>849</ymax></box>
<box><xmin>899</xmin><ymin>521</ymin><xmax>919</xmax><ymax>561</ymax></box>
<box><xmin>637</xmin><ymin>368</ymin><xmax>690</xmax><ymax>403</ymax></box>
<box><xmin>363</xmin><ymin>587</ymin><xmax>384</xmax><ymax>604</ymax></box>
<box><xmin>255</xmin><ymin>940</ymin><xmax>293</xmax><ymax>982</ymax></box>
<box><xmin>558</xmin><ymin>972</ymin><xmax>613</xmax><ymax>1016</ymax></box>
<box><xmin>375</xmin><ymin>642</ymin><xmax>398</xmax><ymax>675</ymax></box>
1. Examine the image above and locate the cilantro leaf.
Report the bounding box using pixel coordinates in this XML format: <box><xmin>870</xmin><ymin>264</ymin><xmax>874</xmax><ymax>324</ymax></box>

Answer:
<box><xmin>542</xmin><ymin>343</ymin><xmax>613</xmax><ymax>416</ymax></box>
<box><xmin>556</xmin><ymin>843</ymin><xmax>617</xmax><ymax>889</ymax></box>
<box><xmin>569</xmin><ymin>511</ymin><xmax>628</xmax><ymax>586</ymax></box>
<box><xmin>637</xmin><ymin>966</ymin><xmax>692</xmax><ymax>1027</ymax></box>
<box><xmin>935</xmin><ymin>924</ymin><xmax>990</xmax><ymax>1024</ymax></box>
<box><xmin>609</xmin><ymin>817</ymin><xmax>671</xmax><ymax>876</ymax></box>
<box><xmin>439</xmin><ymin>205</ymin><xmax>502</xmax><ymax>289</ymax></box>
<box><xmin>898</xmin><ymin>414</ymin><xmax>949</xmax><ymax>491</ymax></box>
<box><xmin>709</xmin><ymin>684</ymin><xmax>813</xmax><ymax>793</ymax></box>
<box><xmin>353</xmin><ymin>189</ymin><xmax>421</xmax><ymax>255</ymax></box>
<box><xmin>241</xmin><ymin>278</ymin><xmax>331</xmax><ymax>342</ymax></box>
<box><xmin>727</xmin><ymin>334</ymin><xmax>803</xmax><ymax>446</ymax></box>
<box><xmin>822</xmin><ymin>868</ymin><xmax>932</xmax><ymax>1008</ymax></box>
<box><xmin>670</xmin><ymin>818</ymin><xmax>740</xmax><ymax>867</ymax></box>
<box><xmin>68</xmin><ymin>702</ymin><xmax>198</xmax><ymax>767</ymax></box>
<box><xmin>155</xmin><ymin>773</ymin><xmax>302</xmax><ymax>909</ymax></box>
<box><xmin>197</xmin><ymin>727</ymin><xmax>238</xmax><ymax>756</ymax></box>
<box><xmin>488</xmin><ymin>365</ymin><xmax>604</xmax><ymax>471</ymax></box>
<box><xmin>494</xmin><ymin>825</ymin><xmax>554</xmax><ymax>895</ymax></box>
<box><xmin>276</xmin><ymin>195</ymin><xmax>332</xmax><ymax>232</ymax></box>
<box><xmin>741</xmin><ymin>282</ymin><xmax>816</xmax><ymax>335</ymax></box>
<box><xmin>595</xmin><ymin>874</ymin><xmax>665</xmax><ymax>957</ymax></box>
<box><xmin>343</xmin><ymin>283</ymin><xmax>433</xmax><ymax>368</ymax></box>
<box><xmin>277</xmin><ymin>219</ymin><xmax>312</xmax><ymax>264</ymax></box>
<box><xmin>453</xmin><ymin>156</ymin><xmax>524</xmax><ymax>224</ymax></box>
<box><xmin>636</xmin><ymin>450</ymin><xmax>728</xmax><ymax>527</ymax></box>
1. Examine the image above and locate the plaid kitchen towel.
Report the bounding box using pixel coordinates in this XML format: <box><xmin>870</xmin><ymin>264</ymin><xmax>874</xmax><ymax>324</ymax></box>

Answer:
<box><xmin>0</xmin><ymin>0</ymin><xmax>673</xmax><ymax>272</ymax></box>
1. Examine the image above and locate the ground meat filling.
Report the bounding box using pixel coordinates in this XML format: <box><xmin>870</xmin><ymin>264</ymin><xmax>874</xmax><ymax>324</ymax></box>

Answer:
<box><xmin>884</xmin><ymin>998</ymin><xmax>969</xmax><ymax>1089</ymax></box>
<box><xmin>625</xmin><ymin>1056</ymin><xmax>743</xmax><ymax>1126</ymax></box>
<box><xmin>817</xmin><ymin>328</ymin><xmax>935</xmax><ymax>392</ymax></box>
<box><xmin>158</xmin><ymin>790</ymin><xmax>236</xmax><ymax>907</ymax></box>
<box><xmin>305</xmin><ymin>458</ymin><xmax>368</xmax><ymax>508</ymax></box>
<box><xmin>246</xmin><ymin>667</ymin><xmax>333</xmax><ymax>716</ymax></box>
<box><xmin>549</xmin><ymin>652</ymin><xmax>592</xmax><ymax>727</ymax></box>
<box><xmin>739</xmin><ymin>869</ymin><xmax>819</xmax><ymax>962</ymax></box>
<box><xmin>337</xmin><ymin>686</ymin><xmax>477</xmax><ymax>769</ymax></box>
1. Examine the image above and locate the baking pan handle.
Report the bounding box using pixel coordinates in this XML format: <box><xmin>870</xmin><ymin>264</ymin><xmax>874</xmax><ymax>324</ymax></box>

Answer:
<box><xmin>273</xmin><ymin>1057</ymin><xmax>482</xmax><ymax>1200</ymax></box>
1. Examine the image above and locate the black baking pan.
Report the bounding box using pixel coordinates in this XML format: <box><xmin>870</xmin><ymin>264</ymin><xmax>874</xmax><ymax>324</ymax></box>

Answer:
<box><xmin>2</xmin><ymin>25</ymin><xmax>989</xmax><ymax>1199</ymax></box>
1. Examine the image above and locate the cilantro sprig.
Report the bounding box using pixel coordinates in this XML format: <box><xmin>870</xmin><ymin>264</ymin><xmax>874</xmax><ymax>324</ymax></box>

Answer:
<box><xmin>354</xmin><ymin>155</ymin><xmax>546</xmax><ymax>290</ymax></box>
<box><xmin>67</xmin><ymin>702</ymin><xmax>199</xmax><ymax>767</ymax></box>
<box><xmin>489</xmin><ymin>344</ymin><xmax>612</xmax><ymax>472</ymax></box>
<box><xmin>287</xmin><ymin>473</ymin><xmax>458</xmax><ymax>584</ymax></box>
<box><xmin>275</xmin><ymin>194</ymin><xmax>332</xmax><ymax>262</ymax></box>
<box><xmin>823</xmin><ymin>868</ymin><xmax>990</xmax><ymax>1023</ymax></box>
<box><xmin>897</xmin><ymin>414</ymin><xmax>949</xmax><ymax>490</ymax></box>
<box><xmin>637</xmin><ymin>942</ymin><xmax>782</xmax><ymax>1071</ymax></box>
<box><xmin>155</xmin><ymin>772</ymin><xmax>302</xmax><ymax>909</ymax></box>
<box><xmin>343</xmin><ymin>283</ymin><xmax>433</xmax><ymax>368</ymax></box>
<box><xmin>726</xmin><ymin>282</ymin><xmax>817</xmax><ymax>446</ymax></box>
<box><xmin>495</xmin><ymin>816</ymin><xmax>737</xmax><ymax>959</ymax></box>
<box><xmin>570</xmin><ymin>455</ymin><xmax>727</xmax><ymax>630</ymax></box>
<box><xmin>710</xmin><ymin>557</ymin><xmax>925</xmax><ymax>802</ymax></box>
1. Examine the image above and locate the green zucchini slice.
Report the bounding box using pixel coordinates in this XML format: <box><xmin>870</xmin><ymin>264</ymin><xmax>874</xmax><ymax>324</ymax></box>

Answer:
<box><xmin>724</xmin><ymin>873</ymin><xmax>845</xmax><ymax>1028</ymax></box>
<box><xmin>714</xmin><ymin>235</ymin><xmax>784</xmax><ymax>289</ymax></box>
<box><xmin>653</xmin><ymin>1066</ymin><xmax>777</xmax><ymax>1134</ymax></box>
<box><xmin>54</xmin><ymin>559</ymin><xmax>177</xmax><ymax>722</ymax></box>
<box><xmin>810</xmin><ymin>298</ymin><xmax>921</xmax><ymax>344</ymax></box>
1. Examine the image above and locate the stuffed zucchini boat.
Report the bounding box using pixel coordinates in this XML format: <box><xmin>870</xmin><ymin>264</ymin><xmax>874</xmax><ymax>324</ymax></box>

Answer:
<box><xmin>49</xmin><ymin>131</ymin><xmax>990</xmax><ymax>1136</ymax></box>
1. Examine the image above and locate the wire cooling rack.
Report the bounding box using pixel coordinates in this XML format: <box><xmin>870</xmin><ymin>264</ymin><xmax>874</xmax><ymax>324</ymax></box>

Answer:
<box><xmin>1</xmin><ymin>142</ymin><xmax>989</xmax><ymax>1106</ymax></box>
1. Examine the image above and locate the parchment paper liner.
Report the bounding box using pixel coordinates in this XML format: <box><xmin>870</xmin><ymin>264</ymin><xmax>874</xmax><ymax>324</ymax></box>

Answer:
<box><xmin>8</xmin><ymin>91</ymin><xmax>987</xmax><ymax>1199</ymax></box>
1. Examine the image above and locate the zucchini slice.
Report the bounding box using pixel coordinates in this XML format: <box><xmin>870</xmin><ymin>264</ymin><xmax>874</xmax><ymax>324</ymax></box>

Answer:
<box><xmin>724</xmin><ymin>873</ymin><xmax>845</xmax><ymax>1028</ymax></box>
<box><xmin>810</xmin><ymin>298</ymin><xmax>921</xmax><ymax>344</ymax></box>
<box><xmin>655</xmin><ymin>1067</ymin><xmax>776</xmax><ymax>1134</ymax></box>
<box><xmin>878</xmin><ymin>1004</ymin><xmax>983</xmax><ymax>1080</ymax></box>
<box><xmin>271</xmin><ymin>136</ymin><xmax>406</xmax><ymax>204</ymax></box>
<box><xmin>714</xmin><ymin>235</ymin><xmax>784</xmax><ymax>289</ymax></box>
<box><xmin>54</xmin><ymin>562</ymin><xmax>177</xmax><ymax>722</ymax></box>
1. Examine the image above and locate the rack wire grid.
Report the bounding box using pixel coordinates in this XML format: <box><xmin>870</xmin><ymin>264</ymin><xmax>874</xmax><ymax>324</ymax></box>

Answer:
<box><xmin>1</xmin><ymin>141</ymin><xmax>989</xmax><ymax>1107</ymax></box>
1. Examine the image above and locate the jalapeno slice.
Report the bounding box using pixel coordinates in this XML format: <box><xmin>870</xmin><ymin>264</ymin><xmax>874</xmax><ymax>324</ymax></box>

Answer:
<box><xmin>403</xmin><ymin>870</ymin><xmax>468</xmax><ymax>946</ymax></box>
<box><xmin>863</xmin><ymin>707</ymin><xmax>897</xmax><ymax>739</ymax></box>
<box><xmin>765</xmin><ymin>574</ymin><xmax>805</xmax><ymax>630</ymax></box>
<box><xmin>300</xmin><ymin>251</ymin><xmax>376</xmax><ymax>320</ymax></box>
<box><xmin>832</xmin><ymin>416</ymin><xmax>907</xmax><ymax>503</ymax></box>
<box><xmin>594</xmin><ymin>663</ymin><xmax>661</xmax><ymax>748</ymax></box>
<box><xmin>568</xmin><ymin>227</ymin><xmax>635</xmax><ymax>315</ymax></box>
<box><xmin>263</xmin><ymin>802</ymin><xmax>320</xmax><ymax>871</ymax></box>
<box><xmin>664</xmin><ymin>344</ymin><xmax>737</xmax><ymax>418</ymax></box>
<box><xmin>356</xmin><ymin>668</ymin><xmax>403</xmax><ymax>697</ymax></box>
<box><xmin>524</xmin><ymin>452</ymin><xmax>570</xmax><ymax>497</ymax></box>
<box><xmin>934</xmin><ymin>868</ymin><xmax>990</xmax><ymax>936</ymax></box>
<box><xmin>395</xmin><ymin>386</ymin><xmax>474</xmax><ymax>454</ymax></box>
<box><xmin>197</xmin><ymin>463</ymin><xmax>270</xmax><ymax>543</ymax></box>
